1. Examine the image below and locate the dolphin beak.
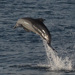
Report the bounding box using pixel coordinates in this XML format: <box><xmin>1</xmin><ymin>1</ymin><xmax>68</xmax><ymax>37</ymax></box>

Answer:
<box><xmin>13</xmin><ymin>25</ymin><xmax>17</xmax><ymax>29</ymax></box>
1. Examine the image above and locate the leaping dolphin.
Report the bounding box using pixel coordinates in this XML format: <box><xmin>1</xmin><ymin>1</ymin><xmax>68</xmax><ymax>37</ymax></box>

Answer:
<box><xmin>14</xmin><ymin>17</ymin><xmax>51</xmax><ymax>45</ymax></box>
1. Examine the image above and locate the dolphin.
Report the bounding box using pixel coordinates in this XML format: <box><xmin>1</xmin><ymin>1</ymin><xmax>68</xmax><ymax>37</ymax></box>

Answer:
<box><xmin>14</xmin><ymin>17</ymin><xmax>51</xmax><ymax>45</ymax></box>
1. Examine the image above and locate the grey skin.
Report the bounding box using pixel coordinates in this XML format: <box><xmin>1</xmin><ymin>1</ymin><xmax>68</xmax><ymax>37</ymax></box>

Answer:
<box><xmin>14</xmin><ymin>17</ymin><xmax>51</xmax><ymax>45</ymax></box>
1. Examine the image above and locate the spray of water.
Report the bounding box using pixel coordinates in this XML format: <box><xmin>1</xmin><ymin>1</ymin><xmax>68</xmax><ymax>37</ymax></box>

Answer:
<box><xmin>43</xmin><ymin>40</ymin><xmax>72</xmax><ymax>70</ymax></box>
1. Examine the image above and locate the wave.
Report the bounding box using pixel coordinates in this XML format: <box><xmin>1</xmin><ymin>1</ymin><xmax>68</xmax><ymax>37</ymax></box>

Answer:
<box><xmin>10</xmin><ymin>40</ymin><xmax>74</xmax><ymax>72</ymax></box>
<box><xmin>10</xmin><ymin>63</ymin><xmax>75</xmax><ymax>73</ymax></box>
<box><xmin>43</xmin><ymin>40</ymin><xmax>72</xmax><ymax>70</ymax></box>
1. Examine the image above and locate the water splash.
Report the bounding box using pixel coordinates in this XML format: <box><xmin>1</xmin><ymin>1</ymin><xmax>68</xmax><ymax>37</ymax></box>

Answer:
<box><xmin>43</xmin><ymin>40</ymin><xmax>72</xmax><ymax>70</ymax></box>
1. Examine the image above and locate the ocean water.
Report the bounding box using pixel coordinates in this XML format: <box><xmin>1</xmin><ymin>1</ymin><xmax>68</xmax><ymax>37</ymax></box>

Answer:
<box><xmin>0</xmin><ymin>0</ymin><xmax>75</xmax><ymax>75</ymax></box>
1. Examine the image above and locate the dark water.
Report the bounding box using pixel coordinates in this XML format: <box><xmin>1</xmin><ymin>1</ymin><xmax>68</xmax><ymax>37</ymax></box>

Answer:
<box><xmin>0</xmin><ymin>0</ymin><xmax>75</xmax><ymax>75</ymax></box>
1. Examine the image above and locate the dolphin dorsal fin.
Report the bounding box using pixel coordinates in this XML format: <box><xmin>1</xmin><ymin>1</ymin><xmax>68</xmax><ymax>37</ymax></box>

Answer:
<box><xmin>36</xmin><ymin>18</ymin><xmax>45</xmax><ymax>22</ymax></box>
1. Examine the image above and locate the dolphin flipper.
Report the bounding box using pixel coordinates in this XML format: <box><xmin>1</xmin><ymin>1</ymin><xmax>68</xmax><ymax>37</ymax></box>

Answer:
<box><xmin>23</xmin><ymin>27</ymin><xmax>30</xmax><ymax>32</ymax></box>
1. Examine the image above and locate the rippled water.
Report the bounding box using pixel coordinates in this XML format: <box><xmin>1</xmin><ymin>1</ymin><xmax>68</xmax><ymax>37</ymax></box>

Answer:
<box><xmin>0</xmin><ymin>0</ymin><xmax>75</xmax><ymax>75</ymax></box>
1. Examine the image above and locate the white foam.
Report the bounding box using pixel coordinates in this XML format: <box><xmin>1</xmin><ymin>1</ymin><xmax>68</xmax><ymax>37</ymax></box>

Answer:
<box><xmin>43</xmin><ymin>40</ymin><xmax>72</xmax><ymax>70</ymax></box>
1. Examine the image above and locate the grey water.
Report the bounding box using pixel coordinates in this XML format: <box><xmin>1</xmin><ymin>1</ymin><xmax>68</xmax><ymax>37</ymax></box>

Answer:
<box><xmin>0</xmin><ymin>0</ymin><xmax>75</xmax><ymax>75</ymax></box>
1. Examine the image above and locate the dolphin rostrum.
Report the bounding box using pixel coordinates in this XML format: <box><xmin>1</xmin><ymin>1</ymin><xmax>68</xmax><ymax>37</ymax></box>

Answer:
<box><xmin>14</xmin><ymin>17</ymin><xmax>51</xmax><ymax>45</ymax></box>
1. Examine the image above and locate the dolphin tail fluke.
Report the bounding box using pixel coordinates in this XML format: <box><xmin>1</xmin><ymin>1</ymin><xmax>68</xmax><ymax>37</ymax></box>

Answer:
<box><xmin>47</xmin><ymin>43</ymin><xmax>57</xmax><ymax>52</ymax></box>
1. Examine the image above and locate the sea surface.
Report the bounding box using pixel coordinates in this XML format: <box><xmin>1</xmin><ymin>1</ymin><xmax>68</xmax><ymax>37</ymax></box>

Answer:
<box><xmin>0</xmin><ymin>0</ymin><xmax>75</xmax><ymax>75</ymax></box>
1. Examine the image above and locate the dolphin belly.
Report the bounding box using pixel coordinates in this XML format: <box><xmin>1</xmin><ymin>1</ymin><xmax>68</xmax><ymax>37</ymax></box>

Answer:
<box><xmin>22</xmin><ymin>20</ymin><xmax>39</xmax><ymax>35</ymax></box>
